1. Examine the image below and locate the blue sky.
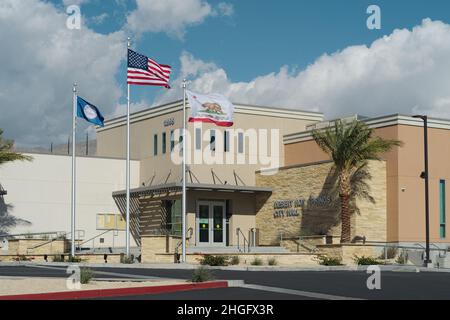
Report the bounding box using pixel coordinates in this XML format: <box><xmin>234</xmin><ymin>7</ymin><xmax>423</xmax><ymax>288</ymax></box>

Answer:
<box><xmin>67</xmin><ymin>0</ymin><xmax>450</xmax><ymax>105</ymax></box>
<box><xmin>3</xmin><ymin>0</ymin><xmax>450</xmax><ymax>147</ymax></box>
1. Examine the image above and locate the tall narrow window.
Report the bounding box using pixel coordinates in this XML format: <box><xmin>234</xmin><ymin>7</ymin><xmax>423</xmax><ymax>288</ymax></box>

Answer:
<box><xmin>210</xmin><ymin>130</ymin><xmax>216</xmax><ymax>151</ymax></box>
<box><xmin>238</xmin><ymin>132</ymin><xmax>244</xmax><ymax>154</ymax></box>
<box><xmin>224</xmin><ymin>130</ymin><xmax>230</xmax><ymax>152</ymax></box>
<box><xmin>179</xmin><ymin>132</ymin><xmax>183</xmax><ymax>156</ymax></box>
<box><xmin>195</xmin><ymin>128</ymin><xmax>202</xmax><ymax>150</ymax></box>
<box><xmin>170</xmin><ymin>130</ymin><xmax>175</xmax><ymax>151</ymax></box>
<box><xmin>153</xmin><ymin>134</ymin><xmax>158</xmax><ymax>156</ymax></box>
<box><xmin>162</xmin><ymin>132</ymin><xmax>167</xmax><ymax>154</ymax></box>
<box><xmin>440</xmin><ymin>180</ymin><xmax>446</xmax><ymax>239</ymax></box>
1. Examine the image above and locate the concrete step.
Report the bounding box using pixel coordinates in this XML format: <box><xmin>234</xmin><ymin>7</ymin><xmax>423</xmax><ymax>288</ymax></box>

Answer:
<box><xmin>187</xmin><ymin>246</ymin><xmax>290</xmax><ymax>254</ymax></box>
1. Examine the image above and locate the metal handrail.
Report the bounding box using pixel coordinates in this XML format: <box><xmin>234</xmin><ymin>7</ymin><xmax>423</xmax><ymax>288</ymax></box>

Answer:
<box><xmin>77</xmin><ymin>229</ymin><xmax>115</xmax><ymax>250</ymax></box>
<box><xmin>26</xmin><ymin>230</ymin><xmax>84</xmax><ymax>253</ymax></box>
<box><xmin>236</xmin><ymin>228</ymin><xmax>249</xmax><ymax>253</ymax></box>
<box><xmin>175</xmin><ymin>227</ymin><xmax>193</xmax><ymax>254</ymax></box>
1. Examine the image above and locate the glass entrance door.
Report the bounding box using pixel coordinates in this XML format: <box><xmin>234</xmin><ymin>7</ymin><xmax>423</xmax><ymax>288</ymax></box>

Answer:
<box><xmin>197</xmin><ymin>201</ymin><xmax>225</xmax><ymax>246</ymax></box>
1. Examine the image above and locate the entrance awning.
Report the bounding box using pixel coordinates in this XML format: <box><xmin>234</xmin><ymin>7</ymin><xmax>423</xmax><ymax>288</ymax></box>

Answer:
<box><xmin>112</xmin><ymin>182</ymin><xmax>272</xmax><ymax>198</ymax></box>
<box><xmin>111</xmin><ymin>183</ymin><xmax>272</xmax><ymax>246</ymax></box>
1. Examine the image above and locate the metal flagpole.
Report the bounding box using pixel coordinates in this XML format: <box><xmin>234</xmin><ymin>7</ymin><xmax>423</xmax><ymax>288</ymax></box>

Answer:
<box><xmin>125</xmin><ymin>38</ymin><xmax>131</xmax><ymax>257</ymax></box>
<box><xmin>71</xmin><ymin>83</ymin><xmax>77</xmax><ymax>257</ymax></box>
<box><xmin>182</xmin><ymin>79</ymin><xmax>187</xmax><ymax>263</ymax></box>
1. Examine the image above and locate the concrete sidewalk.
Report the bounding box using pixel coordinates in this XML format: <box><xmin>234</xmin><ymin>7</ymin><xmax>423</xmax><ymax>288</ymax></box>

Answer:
<box><xmin>2</xmin><ymin>261</ymin><xmax>449</xmax><ymax>272</ymax></box>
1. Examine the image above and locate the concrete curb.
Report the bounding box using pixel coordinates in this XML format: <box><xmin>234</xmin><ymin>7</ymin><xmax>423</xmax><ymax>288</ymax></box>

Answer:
<box><xmin>0</xmin><ymin>280</ymin><xmax>231</xmax><ymax>300</ymax></box>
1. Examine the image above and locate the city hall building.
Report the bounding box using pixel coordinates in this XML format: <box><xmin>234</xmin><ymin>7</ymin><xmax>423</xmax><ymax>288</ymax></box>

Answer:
<box><xmin>1</xmin><ymin>100</ymin><xmax>450</xmax><ymax>264</ymax></box>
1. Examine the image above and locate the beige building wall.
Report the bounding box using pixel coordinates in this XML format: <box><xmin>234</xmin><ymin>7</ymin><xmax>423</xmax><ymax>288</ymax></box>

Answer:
<box><xmin>282</xmin><ymin>116</ymin><xmax>450</xmax><ymax>244</ymax></box>
<box><xmin>97</xmin><ymin>101</ymin><xmax>323</xmax><ymax>187</ymax></box>
<box><xmin>0</xmin><ymin>153</ymin><xmax>140</xmax><ymax>249</ymax></box>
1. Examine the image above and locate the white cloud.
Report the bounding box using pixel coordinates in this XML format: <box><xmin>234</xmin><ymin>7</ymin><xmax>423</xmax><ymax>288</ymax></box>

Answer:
<box><xmin>90</xmin><ymin>12</ymin><xmax>109</xmax><ymax>25</ymax></box>
<box><xmin>0</xmin><ymin>0</ymin><xmax>125</xmax><ymax>147</ymax></box>
<box><xmin>62</xmin><ymin>0</ymin><xmax>90</xmax><ymax>6</ymax></box>
<box><xmin>156</xmin><ymin>19</ymin><xmax>450</xmax><ymax>121</ymax></box>
<box><xmin>126</xmin><ymin>0</ymin><xmax>231</xmax><ymax>38</ymax></box>
<box><xmin>215</xmin><ymin>2</ymin><xmax>234</xmax><ymax>17</ymax></box>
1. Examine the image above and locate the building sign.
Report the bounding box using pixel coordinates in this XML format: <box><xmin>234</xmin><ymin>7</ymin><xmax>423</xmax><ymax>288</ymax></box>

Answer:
<box><xmin>164</xmin><ymin>118</ymin><xmax>175</xmax><ymax>127</ymax></box>
<box><xmin>273</xmin><ymin>195</ymin><xmax>332</xmax><ymax>218</ymax></box>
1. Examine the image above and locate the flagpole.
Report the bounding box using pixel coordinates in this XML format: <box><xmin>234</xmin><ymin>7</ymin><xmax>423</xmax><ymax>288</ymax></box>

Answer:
<box><xmin>71</xmin><ymin>82</ymin><xmax>77</xmax><ymax>257</ymax></box>
<box><xmin>126</xmin><ymin>37</ymin><xmax>131</xmax><ymax>258</ymax></box>
<box><xmin>182</xmin><ymin>79</ymin><xmax>187</xmax><ymax>263</ymax></box>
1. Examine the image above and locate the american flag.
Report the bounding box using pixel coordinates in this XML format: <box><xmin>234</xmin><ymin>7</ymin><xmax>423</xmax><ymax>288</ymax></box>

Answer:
<box><xmin>127</xmin><ymin>49</ymin><xmax>172</xmax><ymax>87</ymax></box>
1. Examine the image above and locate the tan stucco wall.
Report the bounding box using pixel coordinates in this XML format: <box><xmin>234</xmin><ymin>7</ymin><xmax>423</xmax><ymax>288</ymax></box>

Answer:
<box><xmin>255</xmin><ymin>161</ymin><xmax>387</xmax><ymax>245</ymax></box>
<box><xmin>283</xmin><ymin>123</ymin><xmax>450</xmax><ymax>244</ymax></box>
<box><xmin>97</xmin><ymin>104</ymin><xmax>322</xmax><ymax>188</ymax></box>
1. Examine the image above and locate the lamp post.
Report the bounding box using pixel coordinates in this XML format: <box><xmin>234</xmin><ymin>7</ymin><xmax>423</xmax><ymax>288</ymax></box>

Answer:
<box><xmin>412</xmin><ymin>115</ymin><xmax>431</xmax><ymax>266</ymax></box>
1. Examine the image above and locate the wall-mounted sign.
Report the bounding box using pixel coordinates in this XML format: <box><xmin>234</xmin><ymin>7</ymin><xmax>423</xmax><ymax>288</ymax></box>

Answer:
<box><xmin>164</xmin><ymin>118</ymin><xmax>175</xmax><ymax>127</ymax></box>
<box><xmin>273</xmin><ymin>195</ymin><xmax>331</xmax><ymax>218</ymax></box>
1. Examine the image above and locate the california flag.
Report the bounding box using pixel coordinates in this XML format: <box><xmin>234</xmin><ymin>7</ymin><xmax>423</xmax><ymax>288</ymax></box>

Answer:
<box><xmin>186</xmin><ymin>90</ymin><xmax>234</xmax><ymax>127</ymax></box>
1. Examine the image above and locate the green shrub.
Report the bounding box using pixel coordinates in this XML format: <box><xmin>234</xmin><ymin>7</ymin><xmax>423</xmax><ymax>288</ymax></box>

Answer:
<box><xmin>250</xmin><ymin>257</ymin><xmax>263</xmax><ymax>266</ymax></box>
<box><xmin>230</xmin><ymin>256</ymin><xmax>240</xmax><ymax>265</ymax></box>
<box><xmin>13</xmin><ymin>255</ymin><xmax>32</xmax><ymax>262</ymax></box>
<box><xmin>200</xmin><ymin>255</ymin><xmax>229</xmax><ymax>266</ymax></box>
<box><xmin>191</xmin><ymin>266</ymin><xmax>214</xmax><ymax>283</ymax></box>
<box><xmin>267</xmin><ymin>257</ymin><xmax>278</xmax><ymax>266</ymax></box>
<box><xmin>80</xmin><ymin>268</ymin><xmax>93</xmax><ymax>284</ymax></box>
<box><xmin>353</xmin><ymin>255</ymin><xmax>382</xmax><ymax>265</ymax></box>
<box><xmin>379</xmin><ymin>246</ymin><xmax>398</xmax><ymax>260</ymax></box>
<box><xmin>396</xmin><ymin>250</ymin><xmax>408</xmax><ymax>265</ymax></box>
<box><xmin>316</xmin><ymin>255</ymin><xmax>343</xmax><ymax>266</ymax></box>
<box><xmin>120</xmin><ymin>253</ymin><xmax>134</xmax><ymax>264</ymax></box>
<box><xmin>67</xmin><ymin>255</ymin><xmax>82</xmax><ymax>263</ymax></box>
<box><xmin>52</xmin><ymin>255</ymin><xmax>65</xmax><ymax>262</ymax></box>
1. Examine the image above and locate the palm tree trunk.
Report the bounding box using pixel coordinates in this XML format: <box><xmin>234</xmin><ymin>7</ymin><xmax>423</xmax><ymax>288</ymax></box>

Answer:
<box><xmin>339</xmin><ymin>171</ymin><xmax>352</xmax><ymax>243</ymax></box>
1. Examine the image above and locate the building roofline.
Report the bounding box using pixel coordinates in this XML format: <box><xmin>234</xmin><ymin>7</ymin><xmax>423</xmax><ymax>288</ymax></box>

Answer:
<box><xmin>283</xmin><ymin>113</ymin><xmax>450</xmax><ymax>145</ymax></box>
<box><xmin>14</xmin><ymin>151</ymin><xmax>140</xmax><ymax>161</ymax></box>
<box><xmin>98</xmin><ymin>100</ymin><xmax>323</xmax><ymax>133</ymax></box>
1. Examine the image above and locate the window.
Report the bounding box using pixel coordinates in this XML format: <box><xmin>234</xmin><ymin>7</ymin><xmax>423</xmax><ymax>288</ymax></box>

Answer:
<box><xmin>179</xmin><ymin>132</ymin><xmax>183</xmax><ymax>155</ymax></box>
<box><xmin>210</xmin><ymin>130</ymin><xmax>216</xmax><ymax>151</ymax></box>
<box><xmin>238</xmin><ymin>132</ymin><xmax>244</xmax><ymax>154</ymax></box>
<box><xmin>440</xmin><ymin>180</ymin><xmax>446</xmax><ymax>239</ymax></box>
<box><xmin>224</xmin><ymin>130</ymin><xmax>230</xmax><ymax>152</ymax></box>
<box><xmin>153</xmin><ymin>134</ymin><xmax>158</xmax><ymax>156</ymax></box>
<box><xmin>195</xmin><ymin>128</ymin><xmax>202</xmax><ymax>150</ymax></box>
<box><xmin>170</xmin><ymin>130</ymin><xmax>175</xmax><ymax>151</ymax></box>
<box><xmin>96</xmin><ymin>214</ymin><xmax>125</xmax><ymax>230</ymax></box>
<box><xmin>162</xmin><ymin>132</ymin><xmax>167</xmax><ymax>154</ymax></box>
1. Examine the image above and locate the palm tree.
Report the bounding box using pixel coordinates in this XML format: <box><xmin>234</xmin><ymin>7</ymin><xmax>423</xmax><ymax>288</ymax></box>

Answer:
<box><xmin>0</xmin><ymin>129</ymin><xmax>33</xmax><ymax>165</ymax></box>
<box><xmin>312</xmin><ymin>120</ymin><xmax>402</xmax><ymax>243</ymax></box>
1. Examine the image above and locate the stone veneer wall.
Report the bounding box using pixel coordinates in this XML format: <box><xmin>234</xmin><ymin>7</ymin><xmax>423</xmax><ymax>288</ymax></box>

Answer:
<box><xmin>255</xmin><ymin>160</ymin><xmax>387</xmax><ymax>246</ymax></box>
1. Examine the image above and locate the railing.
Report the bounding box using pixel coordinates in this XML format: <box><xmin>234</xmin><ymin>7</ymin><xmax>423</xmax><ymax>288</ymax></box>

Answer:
<box><xmin>77</xmin><ymin>229</ymin><xmax>118</xmax><ymax>252</ymax></box>
<box><xmin>279</xmin><ymin>231</ymin><xmax>323</xmax><ymax>253</ymax></box>
<box><xmin>26</xmin><ymin>230</ymin><xmax>85</xmax><ymax>254</ymax></box>
<box><xmin>175</xmin><ymin>227</ymin><xmax>194</xmax><ymax>257</ymax></box>
<box><xmin>236</xmin><ymin>228</ymin><xmax>250</xmax><ymax>253</ymax></box>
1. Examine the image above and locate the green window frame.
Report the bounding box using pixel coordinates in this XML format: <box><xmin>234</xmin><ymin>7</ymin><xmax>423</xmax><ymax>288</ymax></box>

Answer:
<box><xmin>162</xmin><ymin>132</ymin><xmax>167</xmax><ymax>154</ymax></box>
<box><xmin>153</xmin><ymin>134</ymin><xmax>158</xmax><ymax>156</ymax></box>
<box><xmin>440</xmin><ymin>180</ymin><xmax>446</xmax><ymax>239</ymax></box>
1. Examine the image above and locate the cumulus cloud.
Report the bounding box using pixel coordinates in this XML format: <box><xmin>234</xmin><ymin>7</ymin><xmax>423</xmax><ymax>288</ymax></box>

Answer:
<box><xmin>126</xmin><ymin>0</ymin><xmax>231</xmax><ymax>38</ymax></box>
<box><xmin>155</xmin><ymin>19</ymin><xmax>450</xmax><ymax>121</ymax></box>
<box><xmin>0</xmin><ymin>0</ymin><xmax>125</xmax><ymax>147</ymax></box>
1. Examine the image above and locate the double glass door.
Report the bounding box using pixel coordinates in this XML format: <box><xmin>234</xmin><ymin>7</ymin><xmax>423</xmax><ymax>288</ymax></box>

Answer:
<box><xmin>197</xmin><ymin>201</ymin><xmax>225</xmax><ymax>246</ymax></box>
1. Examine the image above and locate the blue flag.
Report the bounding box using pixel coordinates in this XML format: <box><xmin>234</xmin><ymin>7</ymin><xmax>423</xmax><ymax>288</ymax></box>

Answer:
<box><xmin>77</xmin><ymin>97</ymin><xmax>105</xmax><ymax>127</ymax></box>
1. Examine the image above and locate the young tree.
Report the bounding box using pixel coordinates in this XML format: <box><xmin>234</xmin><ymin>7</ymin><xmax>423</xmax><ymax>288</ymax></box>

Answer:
<box><xmin>0</xmin><ymin>129</ymin><xmax>33</xmax><ymax>166</ymax></box>
<box><xmin>312</xmin><ymin>120</ymin><xmax>402</xmax><ymax>243</ymax></box>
